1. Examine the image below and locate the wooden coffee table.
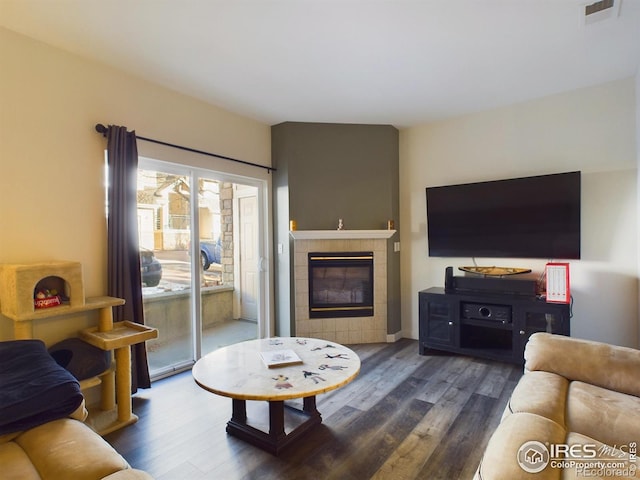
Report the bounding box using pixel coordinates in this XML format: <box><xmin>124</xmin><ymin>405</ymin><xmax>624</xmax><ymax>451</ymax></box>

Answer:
<box><xmin>192</xmin><ymin>337</ymin><xmax>360</xmax><ymax>454</ymax></box>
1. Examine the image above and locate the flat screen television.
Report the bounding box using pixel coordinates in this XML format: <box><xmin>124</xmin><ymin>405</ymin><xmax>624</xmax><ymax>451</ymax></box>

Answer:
<box><xmin>426</xmin><ymin>171</ymin><xmax>581</xmax><ymax>259</ymax></box>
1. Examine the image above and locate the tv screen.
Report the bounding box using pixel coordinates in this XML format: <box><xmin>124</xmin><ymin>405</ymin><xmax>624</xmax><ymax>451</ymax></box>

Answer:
<box><xmin>426</xmin><ymin>171</ymin><xmax>581</xmax><ymax>259</ymax></box>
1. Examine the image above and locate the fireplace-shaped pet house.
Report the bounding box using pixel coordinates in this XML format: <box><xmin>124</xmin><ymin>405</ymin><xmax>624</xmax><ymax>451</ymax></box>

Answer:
<box><xmin>0</xmin><ymin>261</ymin><xmax>85</xmax><ymax>319</ymax></box>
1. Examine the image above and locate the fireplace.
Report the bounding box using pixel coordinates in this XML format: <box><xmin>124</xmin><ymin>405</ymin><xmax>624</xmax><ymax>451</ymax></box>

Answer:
<box><xmin>308</xmin><ymin>252</ymin><xmax>374</xmax><ymax>318</ymax></box>
<box><xmin>290</xmin><ymin>229</ymin><xmax>394</xmax><ymax>344</ymax></box>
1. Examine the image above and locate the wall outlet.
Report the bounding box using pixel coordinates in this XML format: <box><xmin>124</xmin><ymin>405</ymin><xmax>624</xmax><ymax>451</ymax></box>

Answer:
<box><xmin>394</xmin><ymin>242</ymin><xmax>400</xmax><ymax>252</ymax></box>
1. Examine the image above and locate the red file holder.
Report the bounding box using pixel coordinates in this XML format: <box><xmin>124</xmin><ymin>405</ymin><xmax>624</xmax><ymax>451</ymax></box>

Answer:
<box><xmin>545</xmin><ymin>263</ymin><xmax>570</xmax><ymax>304</ymax></box>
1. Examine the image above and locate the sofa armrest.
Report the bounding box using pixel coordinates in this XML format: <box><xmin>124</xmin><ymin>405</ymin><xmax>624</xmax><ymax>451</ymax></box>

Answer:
<box><xmin>69</xmin><ymin>399</ymin><xmax>89</xmax><ymax>422</ymax></box>
<box><xmin>476</xmin><ymin>412</ymin><xmax>565</xmax><ymax>480</ymax></box>
<box><xmin>524</xmin><ymin>333</ymin><xmax>640</xmax><ymax>398</ymax></box>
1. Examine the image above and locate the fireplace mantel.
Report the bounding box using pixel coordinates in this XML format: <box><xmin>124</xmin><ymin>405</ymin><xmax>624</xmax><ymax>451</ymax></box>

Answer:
<box><xmin>289</xmin><ymin>229</ymin><xmax>396</xmax><ymax>240</ymax></box>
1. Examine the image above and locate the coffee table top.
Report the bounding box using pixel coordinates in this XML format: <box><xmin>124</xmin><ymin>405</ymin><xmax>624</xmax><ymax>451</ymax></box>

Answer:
<box><xmin>192</xmin><ymin>337</ymin><xmax>360</xmax><ymax>401</ymax></box>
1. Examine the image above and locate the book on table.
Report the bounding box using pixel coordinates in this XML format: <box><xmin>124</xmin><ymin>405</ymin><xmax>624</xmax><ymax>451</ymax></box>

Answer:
<box><xmin>259</xmin><ymin>349</ymin><xmax>303</xmax><ymax>368</ymax></box>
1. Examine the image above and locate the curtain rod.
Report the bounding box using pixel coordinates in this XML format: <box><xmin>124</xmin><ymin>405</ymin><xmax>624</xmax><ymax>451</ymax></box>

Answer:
<box><xmin>95</xmin><ymin>123</ymin><xmax>275</xmax><ymax>174</ymax></box>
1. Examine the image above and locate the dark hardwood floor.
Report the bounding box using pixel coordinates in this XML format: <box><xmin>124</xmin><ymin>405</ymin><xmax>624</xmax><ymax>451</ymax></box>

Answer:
<box><xmin>105</xmin><ymin>339</ymin><xmax>522</xmax><ymax>480</ymax></box>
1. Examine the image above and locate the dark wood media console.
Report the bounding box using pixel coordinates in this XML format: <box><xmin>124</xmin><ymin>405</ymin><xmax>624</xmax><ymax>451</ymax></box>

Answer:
<box><xmin>419</xmin><ymin>287</ymin><xmax>570</xmax><ymax>364</ymax></box>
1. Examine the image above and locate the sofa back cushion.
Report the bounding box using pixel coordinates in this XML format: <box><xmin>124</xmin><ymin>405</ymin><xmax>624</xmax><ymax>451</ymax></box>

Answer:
<box><xmin>566</xmin><ymin>381</ymin><xmax>640</xmax><ymax>447</ymax></box>
<box><xmin>525</xmin><ymin>333</ymin><xmax>640</xmax><ymax>398</ymax></box>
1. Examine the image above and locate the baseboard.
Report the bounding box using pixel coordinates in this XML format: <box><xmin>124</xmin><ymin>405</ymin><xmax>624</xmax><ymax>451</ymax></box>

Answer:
<box><xmin>386</xmin><ymin>331</ymin><xmax>404</xmax><ymax>343</ymax></box>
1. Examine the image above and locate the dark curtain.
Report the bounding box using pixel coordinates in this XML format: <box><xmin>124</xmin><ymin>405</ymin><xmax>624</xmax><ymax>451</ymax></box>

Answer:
<box><xmin>105</xmin><ymin>125</ymin><xmax>151</xmax><ymax>391</ymax></box>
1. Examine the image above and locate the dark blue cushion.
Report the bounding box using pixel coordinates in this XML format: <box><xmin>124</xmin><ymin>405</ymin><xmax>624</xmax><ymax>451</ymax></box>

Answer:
<box><xmin>0</xmin><ymin>339</ymin><xmax>83</xmax><ymax>435</ymax></box>
<box><xmin>48</xmin><ymin>337</ymin><xmax>110</xmax><ymax>380</ymax></box>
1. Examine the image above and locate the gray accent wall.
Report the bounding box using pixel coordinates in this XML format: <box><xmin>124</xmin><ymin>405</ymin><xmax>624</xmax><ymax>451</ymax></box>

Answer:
<box><xmin>272</xmin><ymin>122</ymin><xmax>400</xmax><ymax>338</ymax></box>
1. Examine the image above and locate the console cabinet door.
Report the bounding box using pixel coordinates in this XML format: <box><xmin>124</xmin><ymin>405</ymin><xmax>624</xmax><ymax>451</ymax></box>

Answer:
<box><xmin>419</xmin><ymin>293</ymin><xmax>457</xmax><ymax>351</ymax></box>
<box><xmin>516</xmin><ymin>304</ymin><xmax>570</xmax><ymax>358</ymax></box>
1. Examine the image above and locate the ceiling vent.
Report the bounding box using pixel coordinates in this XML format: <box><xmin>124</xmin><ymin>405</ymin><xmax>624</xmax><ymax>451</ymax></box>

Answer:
<box><xmin>586</xmin><ymin>0</ymin><xmax>614</xmax><ymax>16</ymax></box>
<box><xmin>582</xmin><ymin>0</ymin><xmax>620</xmax><ymax>25</ymax></box>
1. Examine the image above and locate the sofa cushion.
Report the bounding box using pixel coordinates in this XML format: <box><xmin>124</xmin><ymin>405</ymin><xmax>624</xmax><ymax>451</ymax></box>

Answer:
<box><xmin>506</xmin><ymin>370</ymin><xmax>569</xmax><ymax>427</ymax></box>
<box><xmin>48</xmin><ymin>337</ymin><xmax>111</xmax><ymax>381</ymax></box>
<box><xmin>566</xmin><ymin>381</ymin><xmax>640</xmax><ymax>447</ymax></box>
<box><xmin>525</xmin><ymin>333</ymin><xmax>640</xmax><ymax>398</ymax></box>
<box><xmin>15</xmin><ymin>418</ymin><xmax>130</xmax><ymax>480</ymax></box>
<box><xmin>0</xmin><ymin>441</ymin><xmax>41</xmax><ymax>480</ymax></box>
<box><xmin>477</xmin><ymin>412</ymin><xmax>566</xmax><ymax>480</ymax></box>
<box><xmin>562</xmin><ymin>432</ymin><xmax>637</xmax><ymax>480</ymax></box>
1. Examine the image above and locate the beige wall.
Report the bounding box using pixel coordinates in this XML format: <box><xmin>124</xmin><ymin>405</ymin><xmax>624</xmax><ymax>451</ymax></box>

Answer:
<box><xmin>0</xmin><ymin>27</ymin><xmax>270</xmax><ymax>343</ymax></box>
<box><xmin>400</xmin><ymin>78</ymin><xmax>639</xmax><ymax>348</ymax></box>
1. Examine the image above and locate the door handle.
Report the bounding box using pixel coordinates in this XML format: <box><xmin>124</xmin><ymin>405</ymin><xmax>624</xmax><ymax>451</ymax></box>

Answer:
<box><xmin>258</xmin><ymin>257</ymin><xmax>267</xmax><ymax>272</ymax></box>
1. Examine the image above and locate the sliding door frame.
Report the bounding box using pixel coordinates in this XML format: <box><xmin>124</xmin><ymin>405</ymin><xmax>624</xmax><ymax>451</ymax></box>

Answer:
<box><xmin>139</xmin><ymin>156</ymin><xmax>272</xmax><ymax>367</ymax></box>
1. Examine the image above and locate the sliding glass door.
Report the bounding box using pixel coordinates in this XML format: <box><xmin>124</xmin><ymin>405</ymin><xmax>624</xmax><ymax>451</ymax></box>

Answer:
<box><xmin>137</xmin><ymin>159</ymin><xmax>263</xmax><ymax>379</ymax></box>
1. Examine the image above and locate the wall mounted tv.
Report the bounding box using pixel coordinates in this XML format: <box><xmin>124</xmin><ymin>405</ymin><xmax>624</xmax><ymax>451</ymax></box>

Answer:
<box><xmin>426</xmin><ymin>171</ymin><xmax>581</xmax><ymax>259</ymax></box>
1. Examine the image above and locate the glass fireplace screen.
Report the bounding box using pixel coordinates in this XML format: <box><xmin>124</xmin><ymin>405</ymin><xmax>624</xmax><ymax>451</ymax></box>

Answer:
<box><xmin>308</xmin><ymin>252</ymin><xmax>374</xmax><ymax>318</ymax></box>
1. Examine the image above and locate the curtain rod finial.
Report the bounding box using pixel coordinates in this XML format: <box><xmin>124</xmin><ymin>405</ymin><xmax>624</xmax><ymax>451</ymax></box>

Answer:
<box><xmin>95</xmin><ymin>123</ymin><xmax>108</xmax><ymax>136</ymax></box>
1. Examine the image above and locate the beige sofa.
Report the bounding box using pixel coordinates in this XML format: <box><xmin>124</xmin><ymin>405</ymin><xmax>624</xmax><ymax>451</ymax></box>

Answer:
<box><xmin>476</xmin><ymin>332</ymin><xmax>640</xmax><ymax>480</ymax></box>
<box><xmin>0</xmin><ymin>416</ymin><xmax>153</xmax><ymax>480</ymax></box>
<box><xmin>0</xmin><ymin>338</ymin><xmax>152</xmax><ymax>480</ymax></box>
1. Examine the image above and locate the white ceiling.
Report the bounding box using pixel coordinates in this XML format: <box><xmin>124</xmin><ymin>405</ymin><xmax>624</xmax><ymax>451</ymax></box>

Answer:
<box><xmin>2</xmin><ymin>0</ymin><xmax>640</xmax><ymax>127</ymax></box>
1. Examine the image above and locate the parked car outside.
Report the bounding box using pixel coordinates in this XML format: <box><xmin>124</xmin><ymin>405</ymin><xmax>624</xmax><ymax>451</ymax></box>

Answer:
<box><xmin>200</xmin><ymin>238</ymin><xmax>222</xmax><ymax>270</ymax></box>
<box><xmin>140</xmin><ymin>248</ymin><xmax>162</xmax><ymax>287</ymax></box>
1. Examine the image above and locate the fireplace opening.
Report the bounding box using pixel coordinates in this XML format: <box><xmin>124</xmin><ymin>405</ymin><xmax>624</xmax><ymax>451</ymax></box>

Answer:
<box><xmin>308</xmin><ymin>252</ymin><xmax>374</xmax><ymax>318</ymax></box>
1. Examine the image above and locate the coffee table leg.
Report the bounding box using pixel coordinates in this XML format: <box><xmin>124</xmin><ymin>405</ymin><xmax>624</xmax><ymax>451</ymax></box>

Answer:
<box><xmin>302</xmin><ymin>396</ymin><xmax>320</xmax><ymax>417</ymax></box>
<box><xmin>268</xmin><ymin>401</ymin><xmax>286</xmax><ymax>441</ymax></box>
<box><xmin>225</xmin><ymin>396</ymin><xmax>322</xmax><ymax>455</ymax></box>
<box><xmin>231</xmin><ymin>398</ymin><xmax>247</xmax><ymax>423</ymax></box>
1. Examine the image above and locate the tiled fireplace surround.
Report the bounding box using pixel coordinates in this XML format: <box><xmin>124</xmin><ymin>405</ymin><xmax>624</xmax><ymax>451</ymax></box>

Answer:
<box><xmin>291</xmin><ymin>230</ymin><xmax>395</xmax><ymax>344</ymax></box>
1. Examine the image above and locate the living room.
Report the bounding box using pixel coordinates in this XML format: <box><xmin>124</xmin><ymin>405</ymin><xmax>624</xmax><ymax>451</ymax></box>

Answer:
<box><xmin>1</xmin><ymin>1</ymin><xmax>639</xmax><ymax>479</ymax></box>
<box><xmin>1</xmin><ymin>5</ymin><xmax>638</xmax><ymax>350</ymax></box>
